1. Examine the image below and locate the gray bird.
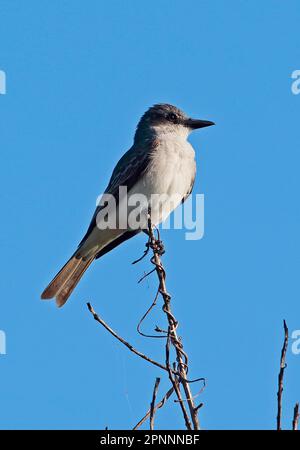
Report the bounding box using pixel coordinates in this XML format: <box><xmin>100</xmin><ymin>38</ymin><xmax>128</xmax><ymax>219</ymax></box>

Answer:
<box><xmin>41</xmin><ymin>104</ymin><xmax>214</xmax><ymax>307</ymax></box>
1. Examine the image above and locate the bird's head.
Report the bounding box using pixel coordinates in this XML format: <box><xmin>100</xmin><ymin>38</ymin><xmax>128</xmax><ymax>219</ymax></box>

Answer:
<box><xmin>135</xmin><ymin>104</ymin><xmax>214</xmax><ymax>142</ymax></box>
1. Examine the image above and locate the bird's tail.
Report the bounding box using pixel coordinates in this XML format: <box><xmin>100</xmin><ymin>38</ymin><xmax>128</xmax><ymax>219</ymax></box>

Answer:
<box><xmin>41</xmin><ymin>254</ymin><xmax>94</xmax><ymax>307</ymax></box>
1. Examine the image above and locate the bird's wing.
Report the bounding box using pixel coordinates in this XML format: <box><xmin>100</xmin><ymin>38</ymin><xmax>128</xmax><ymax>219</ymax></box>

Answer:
<box><xmin>79</xmin><ymin>141</ymin><xmax>156</xmax><ymax>246</ymax></box>
<box><xmin>182</xmin><ymin>167</ymin><xmax>196</xmax><ymax>204</ymax></box>
<box><xmin>106</xmin><ymin>143</ymin><xmax>154</xmax><ymax>197</ymax></box>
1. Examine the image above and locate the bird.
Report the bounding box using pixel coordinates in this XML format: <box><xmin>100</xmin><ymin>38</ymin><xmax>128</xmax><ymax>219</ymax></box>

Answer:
<box><xmin>41</xmin><ymin>104</ymin><xmax>214</xmax><ymax>307</ymax></box>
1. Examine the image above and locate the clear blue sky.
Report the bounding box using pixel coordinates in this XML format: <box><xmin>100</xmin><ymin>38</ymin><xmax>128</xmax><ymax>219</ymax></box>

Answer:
<box><xmin>0</xmin><ymin>0</ymin><xmax>299</xmax><ymax>430</ymax></box>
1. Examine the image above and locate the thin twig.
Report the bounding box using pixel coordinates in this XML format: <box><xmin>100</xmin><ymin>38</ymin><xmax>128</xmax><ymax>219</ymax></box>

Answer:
<box><xmin>133</xmin><ymin>387</ymin><xmax>174</xmax><ymax>430</ymax></box>
<box><xmin>138</xmin><ymin>268</ymin><xmax>156</xmax><ymax>284</ymax></box>
<box><xmin>277</xmin><ymin>319</ymin><xmax>289</xmax><ymax>430</ymax></box>
<box><xmin>150</xmin><ymin>378</ymin><xmax>161</xmax><ymax>430</ymax></box>
<box><xmin>165</xmin><ymin>331</ymin><xmax>192</xmax><ymax>430</ymax></box>
<box><xmin>175</xmin><ymin>377</ymin><xmax>206</xmax><ymax>403</ymax></box>
<box><xmin>132</xmin><ymin>240</ymin><xmax>151</xmax><ymax>265</ymax></box>
<box><xmin>136</xmin><ymin>288</ymin><xmax>165</xmax><ymax>339</ymax></box>
<box><xmin>87</xmin><ymin>302</ymin><xmax>169</xmax><ymax>373</ymax></box>
<box><xmin>292</xmin><ymin>403</ymin><xmax>299</xmax><ymax>430</ymax></box>
<box><xmin>87</xmin><ymin>302</ymin><xmax>200</xmax><ymax>383</ymax></box>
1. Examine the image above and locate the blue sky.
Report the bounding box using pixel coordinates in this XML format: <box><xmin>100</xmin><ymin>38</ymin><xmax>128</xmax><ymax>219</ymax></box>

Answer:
<box><xmin>0</xmin><ymin>0</ymin><xmax>299</xmax><ymax>430</ymax></box>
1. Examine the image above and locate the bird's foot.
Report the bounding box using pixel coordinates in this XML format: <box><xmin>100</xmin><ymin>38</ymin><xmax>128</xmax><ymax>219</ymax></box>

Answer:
<box><xmin>152</xmin><ymin>239</ymin><xmax>165</xmax><ymax>256</ymax></box>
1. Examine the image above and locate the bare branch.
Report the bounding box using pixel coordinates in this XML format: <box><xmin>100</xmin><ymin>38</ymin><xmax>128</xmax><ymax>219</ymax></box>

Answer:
<box><xmin>133</xmin><ymin>386</ymin><xmax>174</xmax><ymax>430</ymax></box>
<box><xmin>150</xmin><ymin>378</ymin><xmax>161</xmax><ymax>430</ymax></box>
<box><xmin>292</xmin><ymin>403</ymin><xmax>299</xmax><ymax>430</ymax></box>
<box><xmin>147</xmin><ymin>216</ymin><xmax>201</xmax><ymax>430</ymax></box>
<box><xmin>277</xmin><ymin>319</ymin><xmax>289</xmax><ymax>430</ymax></box>
<box><xmin>87</xmin><ymin>302</ymin><xmax>169</xmax><ymax>373</ymax></box>
<box><xmin>165</xmin><ymin>331</ymin><xmax>192</xmax><ymax>430</ymax></box>
<box><xmin>87</xmin><ymin>215</ymin><xmax>205</xmax><ymax>430</ymax></box>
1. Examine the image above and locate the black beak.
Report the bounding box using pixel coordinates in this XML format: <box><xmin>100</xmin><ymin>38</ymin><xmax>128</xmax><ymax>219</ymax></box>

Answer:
<box><xmin>185</xmin><ymin>118</ymin><xmax>215</xmax><ymax>129</ymax></box>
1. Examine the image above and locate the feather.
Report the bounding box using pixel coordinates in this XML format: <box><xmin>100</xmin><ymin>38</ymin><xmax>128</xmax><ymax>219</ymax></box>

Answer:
<box><xmin>55</xmin><ymin>257</ymin><xmax>94</xmax><ymax>307</ymax></box>
<box><xmin>41</xmin><ymin>256</ymin><xmax>81</xmax><ymax>299</ymax></box>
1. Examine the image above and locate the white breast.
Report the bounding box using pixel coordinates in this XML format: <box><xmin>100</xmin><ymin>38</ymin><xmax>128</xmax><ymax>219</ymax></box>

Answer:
<box><xmin>130</xmin><ymin>135</ymin><xmax>196</xmax><ymax>225</ymax></box>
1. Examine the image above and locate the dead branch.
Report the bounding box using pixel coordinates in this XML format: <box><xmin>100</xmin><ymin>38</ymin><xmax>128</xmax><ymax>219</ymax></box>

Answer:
<box><xmin>133</xmin><ymin>386</ymin><xmax>174</xmax><ymax>430</ymax></box>
<box><xmin>87</xmin><ymin>302</ymin><xmax>201</xmax><ymax>382</ymax></box>
<box><xmin>87</xmin><ymin>302</ymin><xmax>171</xmax><ymax>373</ymax></box>
<box><xmin>165</xmin><ymin>332</ymin><xmax>192</xmax><ymax>430</ymax></box>
<box><xmin>292</xmin><ymin>403</ymin><xmax>299</xmax><ymax>430</ymax></box>
<box><xmin>147</xmin><ymin>217</ymin><xmax>201</xmax><ymax>430</ymax></box>
<box><xmin>276</xmin><ymin>319</ymin><xmax>288</xmax><ymax>430</ymax></box>
<box><xmin>150</xmin><ymin>377</ymin><xmax>161</xmax><ymax>430</ymax></box>
<box><xmin>87</xmin><ymin>215</ymin><xmax>204</xmax><ymax>430</ymax></box>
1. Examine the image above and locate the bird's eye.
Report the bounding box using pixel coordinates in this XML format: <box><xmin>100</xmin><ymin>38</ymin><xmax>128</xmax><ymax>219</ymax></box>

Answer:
<box><xmin>168</xmin><ymin>112</ymin><xmax>178</xmax><ymax>122</ymax></box>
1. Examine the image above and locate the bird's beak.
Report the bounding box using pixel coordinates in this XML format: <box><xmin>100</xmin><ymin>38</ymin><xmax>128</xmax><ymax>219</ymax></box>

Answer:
<box><xmin>185</xmin><ymin>118</ymin><xmax>215</xmax><ymax>129</ymax></box>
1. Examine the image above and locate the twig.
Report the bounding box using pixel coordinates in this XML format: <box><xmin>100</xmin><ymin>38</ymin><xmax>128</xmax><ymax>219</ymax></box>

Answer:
<box><xmin>133</xmin><ymin>387</ymin><xmax>174</xmax><ymax>430</ymax></box>
<box><xmin>138</xmin><ymin>268</ymin><xmax>156</xmax><ymax>284</ymax></box>
<box><xmin>147</xmin><ymin>217</ymin><xmax>201</xmax><ymax>430</ymax></box>
<box><xmin>132</xmin><ymin>241</ymin><xmax>151</xmax><ymax>265</ymax></box>
<box><xmin>87</xmin><ymin>302</ymin><xmax>169</xmax><ymax>373</ymax></box>
<box><xmin>175</xmin><ymin>377</ymin><xmax>206</xmax><ymax>403</ymax></box>
<box><xmin>277</xmin><ymin>319</ymin><xmax>288</xmax><ymax>430</ymax></box>
<box><xmin>150</xmin><ymin>378</ymin><xmax>161</xmax><ymax>430</ymax></box>
<box><xmin>87</xmin><ymin>301</ymin><xmax>196</xmax><ymax>430</ymax></box>
<box><xmin>87</xmin><ymin>302</ymin><xmax>200</xmax><ymax>382</ymax></box>
<box><xmin>165</xmin><ymin>331</ymin><xmax>192</xmax><ymax>430</ymax></box>
<box><xmin>292</xmin><ymin>403</ymin><xmax>299</xmax><ymax>430</ymax></box>
<box><xmin>136</xmin><ymin>288</ymin><xmax>164</xmax><ymax>339</ymax></box>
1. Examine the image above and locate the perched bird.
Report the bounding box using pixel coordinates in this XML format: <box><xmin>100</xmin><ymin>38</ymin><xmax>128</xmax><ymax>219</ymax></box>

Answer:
<box><xmin>41</xmin><ymin>104</ymin><xmax>214</xmax><ymax>307</ymax></box>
